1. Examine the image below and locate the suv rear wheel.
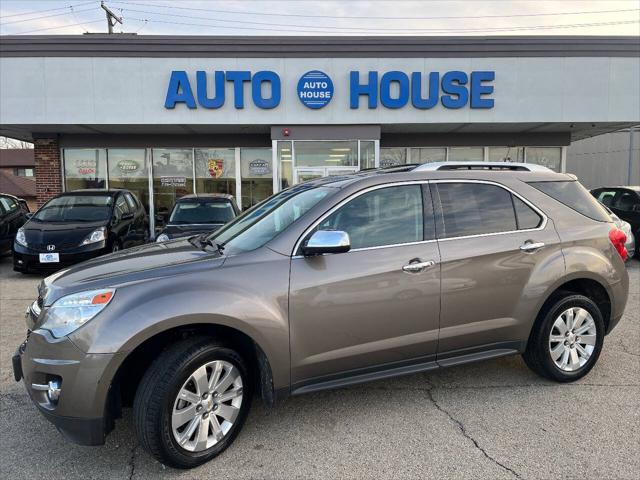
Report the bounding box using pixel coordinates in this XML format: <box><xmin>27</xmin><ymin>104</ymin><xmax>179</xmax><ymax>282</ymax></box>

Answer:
<box><xmin>523</xmin><ymin>294</ymin><xmax>605</xmax><ymax>382</ymax></box>
<box><xmin>133</xmin><ymin>337</ymin><xmax>251</xmax><ymax>468</ymax></box>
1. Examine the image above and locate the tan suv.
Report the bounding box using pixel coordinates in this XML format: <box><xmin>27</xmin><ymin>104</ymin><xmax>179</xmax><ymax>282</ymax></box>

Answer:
<box><xmin>13</xmin><ymin>162</ymin><xmax>629</xmax><ymax>468</ymax></box>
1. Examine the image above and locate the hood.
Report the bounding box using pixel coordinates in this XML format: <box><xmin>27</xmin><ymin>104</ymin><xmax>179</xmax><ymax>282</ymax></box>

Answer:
<box><xmin>38</xmin><ymin>238</ymin><xmax>225</xmax><ymax>306</ymax></box>
<box><xmin>162</xmin><ymin>223</ymin><xmax>224</xmax><ymax>239</ymax></box>
<box><xmin>23</xmin><ymin>219</ymin><xmax>106</xmax><ymax>250</ymax></box>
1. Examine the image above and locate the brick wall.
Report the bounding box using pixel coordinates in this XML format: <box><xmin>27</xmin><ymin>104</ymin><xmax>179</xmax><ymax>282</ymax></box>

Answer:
<box><xmin>34</xmin><ymin>137</ymin><xmax>62</xmax><ymax>207</ymax></box>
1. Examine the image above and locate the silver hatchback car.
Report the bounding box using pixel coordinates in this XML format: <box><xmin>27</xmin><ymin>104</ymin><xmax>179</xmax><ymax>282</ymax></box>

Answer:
<box><xmin>14</xmin><ymin>162</ymin><xmax>629</xmax><ymax>468</ymax></box>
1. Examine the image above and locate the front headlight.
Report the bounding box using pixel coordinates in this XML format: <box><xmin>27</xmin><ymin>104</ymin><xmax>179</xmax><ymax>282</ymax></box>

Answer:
<box><xmin>156</xmin><ymin>233</ymin><xmax>170</xmax><ymax>243</ymax></box>
<box><xmin>15</xmin><ymin>227</ymin><xmax>27</xmax><ymax>247</ymax></box>
<box><xmin>81</xmin><ymin>227</ymin><xmax>106</xmax><ymax>245</ymax></box>
<box><xmin>41</xmin><ymin>289</ymin><xmax>115</xmax><ymax>338</ymax></box>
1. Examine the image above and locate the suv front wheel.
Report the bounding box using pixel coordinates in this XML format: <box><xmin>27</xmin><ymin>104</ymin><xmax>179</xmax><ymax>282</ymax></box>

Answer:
<box><xmin>133</xmin><ymin>337</ymin><xmax>251</xmax><ymax>468</ymax></box>
<box><xmin>523</xmin><ymin>294</ymin><xmax>605</xmax><ymax>382</ymax></box>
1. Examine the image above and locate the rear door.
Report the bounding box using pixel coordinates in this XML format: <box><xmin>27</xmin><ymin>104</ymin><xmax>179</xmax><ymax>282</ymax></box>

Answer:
<box><xmin>289</xmin><ymin>183</ymin><xmax>441</xmax><ymax>387</ymax></box>
<box><xmin>433</xmin><ymin>180</ymin><xmax>563</xmax><ymax>361</ymax></box>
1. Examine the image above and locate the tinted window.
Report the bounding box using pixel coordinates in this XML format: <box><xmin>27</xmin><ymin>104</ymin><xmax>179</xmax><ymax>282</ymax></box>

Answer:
<box><xmin>530</xmin><ymin>181</ymin><xmax>610</xmax><ymax>222</ymax></box>
<box><xmin>513</xmin><ymin>196</ymin><xmax>542</xmax><ymax>230</ymax></box>
<box><xmin>319</xmin><ymin>185</ymin><xmax>424</xmax><ymax>249</ymax></box>
<box><xmin>170</xmin><ymin>201</ymin><xmax>236</xmax><ymax>224</ymax></box>
<box><xmin>595</xmin><ymin>189</ymin><xmax>618</xmax><ymax>207</ymax></box>
<box><xmin>124</xmin><ymin>193</ymin><xmax>138</xmax><ymax>212</ymax></box>
<box><xmin>33</xmin><ymin>195</ymin><xmax>113</xmax><ymax>222</ymax></box>
<box><xmin>436</xmin><ymin>183</ymin><xmax>516</xmax><ymax>238</ymax></box>
<box><xmin>114</xmin><ymin>195</ymin><xmax>130</xmax><ymax>218</ymax></box>
<box><xmin>613</xmin><ymin>191</ymin><xmax>638</xmax><ymax>212</ymax></box>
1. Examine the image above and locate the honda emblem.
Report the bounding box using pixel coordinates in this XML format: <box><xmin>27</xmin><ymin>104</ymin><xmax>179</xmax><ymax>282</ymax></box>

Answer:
<box><xmin>47</xmin><ymin>245</ymin><xmax>56</xmax><ymax>251</ymax></box>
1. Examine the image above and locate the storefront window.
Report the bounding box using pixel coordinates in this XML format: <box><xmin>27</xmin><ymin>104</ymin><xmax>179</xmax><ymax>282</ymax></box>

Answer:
<box><xmin>195</xmin><ymin>148</ymin><xmax>236</xmax><ymax>197</ymax></box>
<box><xmin>64</xmin><ymin>149</ymin><xmax>107</xmax><ymax>191</ymax></box>
<box><xmin>240</xmin><ymin>148</ymin><xmax>273</xmax><ymax>209</ymax></box>
<box><xmin>107</xmin><ymin>149</ymin><xmax>149</xmax><ymax>214</ymax></box>
<box><xmin>360</xmin><ymin>141</ymin><xmax>376</xmax><ymax>170</ymax></box>
<box><xmin>526</xmin><ymin>147</ymin><xmax>561</xmax><ymax>171</ymax></box>
<box><xmin>410</xmin><ymin>147</ymin><xmax>446</xmax><ymax>164</ymax></box>
<box><xmin>488</xmin><ymin>147</ymin><xmax>525</xmax><ymax>162</ymax></box>
<box><xmin>278</xmin><ymin>141</ymin><xmax>293</xmax><ymax>190</ymax></box>
<box><xmin>295</xmin><ymin>141</ymin><xmax>358</xmax><ymax>168</ymax></box>
<box><xmin>152</xmin><ymin>148</ymin><xmax>194</xmax><ymax>225</ymax></box>
<box><xmin>449</xmin><ymin>147</ymin><xmax>484</xmax><ymax>162</ymax></box>
<box><xmin>380</xmin><ymin>147</ymin><xmax>406</xmax><ymax>168</ymax></box>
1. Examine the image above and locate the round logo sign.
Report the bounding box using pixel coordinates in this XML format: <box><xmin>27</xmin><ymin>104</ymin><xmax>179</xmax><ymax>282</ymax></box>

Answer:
<box><xmin>297</xmin><ymin>70</ymin><xmax>333</xmax><ymax>109</ymax></box>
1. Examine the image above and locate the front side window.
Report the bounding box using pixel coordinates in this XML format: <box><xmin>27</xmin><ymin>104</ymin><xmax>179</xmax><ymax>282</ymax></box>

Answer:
<box><xmin>33</xmin><ymin>195</ymin><xmax>113</xmax><ymax>223</ymax></box>
<box><xmin>318</xmin><ymin>185</ymin><xmax>424</xmax><ymax>250</ymax></box>
<box><xmin>595</xmin><ymin>189</ymin><xmax>618</xmax><ymax>207</ymax></box>
<box><xmin>114</xmin><ymin>195</ymin><xmax>130</xmax><ymax>219</ymax></box>
<box><xmin>210</xmin><ymin>184</ymin><xmax>335</xmax><ymax>254</ymax></box>
<box><xmin>436</xmin><ymin>183</ymin><xmax>517</xmax><ymax>238</ymax></box>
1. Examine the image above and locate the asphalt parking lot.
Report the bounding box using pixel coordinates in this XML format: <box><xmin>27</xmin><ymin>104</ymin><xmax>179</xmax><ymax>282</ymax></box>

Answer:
<box><xmin>0</xmin><ymin>257</ymin><xmax>638</xmax><ymax>480</ymax></box>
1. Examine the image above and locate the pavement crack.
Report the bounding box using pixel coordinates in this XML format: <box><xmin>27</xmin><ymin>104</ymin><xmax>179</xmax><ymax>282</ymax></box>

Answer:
<box><xmin>128</xmin><ymin>443</ymin><xmax>138</xmax><ymax>480</ymax></box>
<box><xmin>615</xmin><ymin>342</ymin><xmax>640</xmax><ymax>358</ymax></box>
<box><xmin>425</xmin><ymin>383</ymin><xmax>522</xmax><ymax>479</ymax></box>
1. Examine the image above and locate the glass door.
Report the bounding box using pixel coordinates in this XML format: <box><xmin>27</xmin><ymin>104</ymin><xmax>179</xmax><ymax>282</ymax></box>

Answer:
<box><xmin>295</xmin><ymin>168</ymin><xmax>325</xmax><ymax>184</ymax></box>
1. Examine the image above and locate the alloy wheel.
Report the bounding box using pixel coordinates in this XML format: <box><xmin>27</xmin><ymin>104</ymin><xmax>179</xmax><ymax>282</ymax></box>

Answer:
<box><xmin>548</xmin><ymin>307</ymin><xmax>597</xmax><ymax>372</ymax></box>
<box><xmin>171</xmin><ymin>360</ymin><xmax>243</xmax><ymax>452</ymax></box>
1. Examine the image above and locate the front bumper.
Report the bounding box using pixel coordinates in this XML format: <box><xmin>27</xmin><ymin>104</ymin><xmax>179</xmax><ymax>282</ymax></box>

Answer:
<box><xmin>13</xmin><ymin>241</ymin><xmax>109</xmax><ymax>272</ymax></box>
<box><xmin>13</xmin><ymin>326</ymin><xmax>124</xmax><ymax>446</ymax></box>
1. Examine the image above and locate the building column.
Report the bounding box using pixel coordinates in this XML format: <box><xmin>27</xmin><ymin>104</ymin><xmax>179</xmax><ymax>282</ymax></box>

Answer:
<box><xmin>34</xmin><ymin>136</ymin><xmax>62</xmax><ymax>207</ymax></box>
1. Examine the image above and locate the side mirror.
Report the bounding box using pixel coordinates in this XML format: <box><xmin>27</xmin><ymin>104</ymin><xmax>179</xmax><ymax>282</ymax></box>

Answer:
<box><xmin>302</xmin><ymin>230</ymin><xmax>351</xmax><ymax>256</ymax></box>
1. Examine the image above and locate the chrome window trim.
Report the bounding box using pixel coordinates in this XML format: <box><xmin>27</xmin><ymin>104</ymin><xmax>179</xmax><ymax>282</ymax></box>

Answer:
<box><xmin>292</xmin><ymin>180</ymin><xmax>431</xmax><ymax>256</ymax></box>
<box><xmin>431</xmin><ymin>179</ymin><xmax>548</xmax><ymax>241</ymax></box>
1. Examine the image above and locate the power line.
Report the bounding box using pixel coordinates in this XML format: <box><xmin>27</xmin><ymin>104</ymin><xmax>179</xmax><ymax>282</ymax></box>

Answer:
<box><xmin>14</xmin><ymin>19</ymin><xmax>104</xmax><ymax>35</ymax></box>
<box><xmin>0</xmin><ymin>7</ymin><xmax>95</xmax><ymax>27</ymax></box>
<box><xmin>123</xmin><ymin>16</ymin><xmax>640</xmax><ymax>35</ymax></box>
<box><xmin>117</xmin><ymin>6</ymin><xmax>640</xmax><ymax>33</ymax></box>
<box><xmin>0</xmin><ymin>1</ymin><xmax>94</xmax><ymax>19</ymax></box>
<box><xmin>109</xmin><ymin>1</ymin><xmax>640</xmax><ymax>21</ymax></box>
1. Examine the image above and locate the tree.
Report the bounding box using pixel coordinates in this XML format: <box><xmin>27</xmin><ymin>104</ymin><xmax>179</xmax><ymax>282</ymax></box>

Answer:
<box><xmin>0</xmin><ymin>136</ymin><xmax>33</xmax><ymax>149</ymax></box>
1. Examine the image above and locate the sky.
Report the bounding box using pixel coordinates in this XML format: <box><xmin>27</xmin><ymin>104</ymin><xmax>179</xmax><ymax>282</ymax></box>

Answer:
<box><xmin>0</xmin><ymin>0</ymin><xmax>639</xmax><ymax>36</ymax></box>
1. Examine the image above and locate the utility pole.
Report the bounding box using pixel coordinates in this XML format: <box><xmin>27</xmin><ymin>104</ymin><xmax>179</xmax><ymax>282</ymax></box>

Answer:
<box><xmin>101</xmin><ymin>1</ymin><xmax>122</xmax><ymax>34</ymax></box>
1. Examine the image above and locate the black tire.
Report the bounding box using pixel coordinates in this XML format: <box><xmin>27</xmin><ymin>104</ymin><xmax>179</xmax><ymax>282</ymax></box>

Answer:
<box><xmin>133</xmin><ymin>337</ymin><xmax>252</xmax><ymax>469</ymax></box>
<box><xmin>523</xmin><ymin>294</ymin><xmax>605</xmax><ymax>382</ymax></box>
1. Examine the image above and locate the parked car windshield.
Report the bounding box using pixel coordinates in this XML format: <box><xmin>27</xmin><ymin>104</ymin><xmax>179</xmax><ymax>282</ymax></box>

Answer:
<box><xmin>169</xmin><ymin>200</ymin><xmax>235</xmax><ymax>224</ymax></box>
<box><xmin>208</xmin><ymin>184</ymin><xmax>335</xmax><ymax>253</ymax></box>
<box><xmin>32</xmin><ymin>195</ymin><xmax>113</xmax><ymax>223</ymax></box>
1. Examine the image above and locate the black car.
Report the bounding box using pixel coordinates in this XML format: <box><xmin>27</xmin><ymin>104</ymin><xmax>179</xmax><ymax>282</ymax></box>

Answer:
<box><xmin>591</xmin><ymin>186</ymin><xmax>640</xmax><ymax>257</ymax></box>
<box><xmin>155</xmin><ymin>193</ymin><xmax>239</xmax><ymax>242</ymax></box>
<box><xmin>13</xmin><ymin>189</ymin><xmax>148</xmax><ymax>272</ymax></box>
<box><xmin>0</xmin><ymin>193</ymin><xmax>30</xmax><ymax>255</ymax></box>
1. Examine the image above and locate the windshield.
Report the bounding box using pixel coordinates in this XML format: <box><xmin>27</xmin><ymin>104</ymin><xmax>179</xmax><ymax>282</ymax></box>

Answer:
<box><xmin>208</xmin><ymin>184</ymin><xmax>335</xmax><ymax>253</ymax></box>
<box><xmin>33</xmin><ymin>195</ymin><xmax>113</xmax><ymax>223</ymax></box>
<box><xmin>169</xmin><ymin>200</ymin><xmax>236</xmax><ymax>224</ymax></box>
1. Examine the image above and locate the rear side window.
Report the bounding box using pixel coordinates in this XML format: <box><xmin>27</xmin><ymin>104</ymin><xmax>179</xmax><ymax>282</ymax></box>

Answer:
<box><xmin>529</xmin><ymin>181</ymin><xmax>610</xmax><ymax>222</ymax></box>
<box><xmin>436</xmin><ymin>183</ymin><xmax>516</xmax><ymax>238</ymax></box>
<box><xmin>512</xmin><ymin>196</ymin><xmax>542</xmax><ymax>230</ymax></box>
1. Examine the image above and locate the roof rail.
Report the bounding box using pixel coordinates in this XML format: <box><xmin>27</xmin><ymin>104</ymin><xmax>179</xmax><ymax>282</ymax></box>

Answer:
<box><xmin>413</xmin><ymin>161</ymin><xmax>552</xmax><ymax>172</ymax></box>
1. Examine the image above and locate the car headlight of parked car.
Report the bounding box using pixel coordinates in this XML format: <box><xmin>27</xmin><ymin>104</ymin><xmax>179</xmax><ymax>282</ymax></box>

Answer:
<box><xmin>15</xmin><ymin>227</ymin><xmax>27</xmax><ymax>247</ymax></box>
<box><xmin>156</xmin><ymin>233</ymin><xmax>170</xmax><ymax>243</ymax></box>
<box><xmin>80</xmin><ymin>227</ymin><xmax>106</xmax><ymax>246</ymax></box>
<box><xmin>40</xmin><ymin>289</ymin><xmax>115</xmax><ymax>338</ymax></box>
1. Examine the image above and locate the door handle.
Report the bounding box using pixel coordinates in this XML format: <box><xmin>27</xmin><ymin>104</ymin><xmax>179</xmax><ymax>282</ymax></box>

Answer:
<box><xmin>520</xmin><ymin>241</ymin><xmax>545</xmax><ymax>252</ymax></box>
<box><xmin>402</xmin><ymin>259</ymin><xmax>436</xmax><ymax>273</ymax></box>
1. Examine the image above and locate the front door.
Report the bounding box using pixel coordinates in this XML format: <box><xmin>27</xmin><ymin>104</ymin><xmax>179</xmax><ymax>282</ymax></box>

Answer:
<box><xmin>289</xmin><ymin>183</ymin><xmax>440</xmax><ymax>387</ymax></box>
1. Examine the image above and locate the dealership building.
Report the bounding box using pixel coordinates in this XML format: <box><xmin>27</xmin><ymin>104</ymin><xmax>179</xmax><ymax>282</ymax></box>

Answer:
<box><xmin>1</xmin><ymin>35</ymin><xmax>639</xmax><ymax>235</ymax></box>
